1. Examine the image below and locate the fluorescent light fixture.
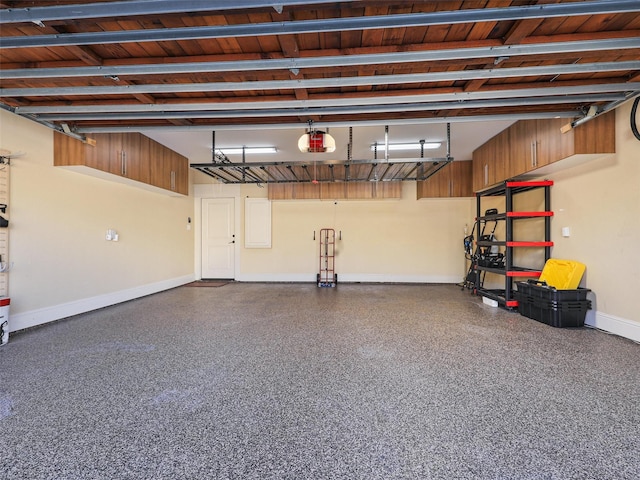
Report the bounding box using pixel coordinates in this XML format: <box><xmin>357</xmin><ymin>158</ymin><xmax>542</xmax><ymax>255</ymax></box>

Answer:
<box><xmin>370</xmin><ymin>142</ymin><xmax>441</xmax><ymax>151</ymax></box>
<box><xmin>216</xmin><ymin>147</ymin><xmax>277</xmax><ymax>155</ymax></box>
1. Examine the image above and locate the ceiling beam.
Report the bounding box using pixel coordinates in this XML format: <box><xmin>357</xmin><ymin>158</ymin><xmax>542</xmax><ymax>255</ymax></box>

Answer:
<box><xmin>2</xmin><ymin>37</ymin><xmax>638</xmax><ymax>80</ymax></box>
<box><xmin>3</xmin><ymin>61</ymin><xmax>637</xmax><ymax>97</ymax></box>
<box><xmin>2</xmin><ymin>1</ymin><xmax>638</xmax><ymax>48</ymax></box>
<box><xmin>18</xmin><ymin>92</ymin><xmax>631</xmax><ymax>122</ymax></box>
<box><xmin>0</xmin><ymin>0</ymin><xmax>356</xmax><ymax>24</ymax></box>
<box><xmin>15</xmin><ymin>83</ymin><xmax>639</xmax><ymax>116</ymax></box>
<box><xmin>73</xmin><ymin>111</ymin><xmax>578</xmax><ymax>133</ymax></box>
<box><xmin>503</xmin><ymin>18</ymin><xmax>546</xmax><ymax>45</ymax></box>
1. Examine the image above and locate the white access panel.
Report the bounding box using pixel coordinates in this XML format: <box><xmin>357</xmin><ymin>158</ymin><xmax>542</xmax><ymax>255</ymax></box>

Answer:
<box><xmin>244</xmin><ymin>198</ymin><xmax>271</xmax><ymax>248</ymax></box>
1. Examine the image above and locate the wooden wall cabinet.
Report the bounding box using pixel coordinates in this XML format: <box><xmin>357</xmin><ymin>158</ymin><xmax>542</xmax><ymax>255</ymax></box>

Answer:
<box><xmin>507</xmin><ymin>120</ymin><xmax>536</xmax><ymax>176</ymax></box>
<box><xmin>54</xmin><ymin>132</ymin><xmax>188</xmax><ymax>195</ymax></box>
<box><xmin>417</xmin><ymin>160</ymin><xmax>473</xmax><ymax>198</ymax></box>
<box><xmin>85</xmin><ymin>132</ymin><xmax>151</xmax><ymax>184</ymax></box>
<box><xmin>268</xmin><ymin>181</ymin><xmax>402</xmax><ymax>200</ymax></box>
<box><xmin>474</xmin><ymin>110</ymin><xmax>615</xmax><ymax>192</ymax></box>
<box><xmin>472</xmin><ymin>130</ymin><xmax>509</xmax><ymax>192</ymax></box>
<box><xmin>148</xmin><ymin>138</ymin><xmax>188</xmax><ymax>194</ymax></box>
<box><xmin>508</xmin><ymin>118</ymin><xmax>575</xmax><ymax>176</ymax></box>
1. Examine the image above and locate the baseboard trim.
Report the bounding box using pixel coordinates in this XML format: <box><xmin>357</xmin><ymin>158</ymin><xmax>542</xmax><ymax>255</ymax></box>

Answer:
<box><xmin>236</xmin><ymin>273</ymin><xmax>461</xmax><ymax>284</ymax></box>
<box><xmin>9</xmin><ymin>274</ymin><xmax>195</xmax><ymax>333</ymax></box>
<box><xmin>336</xmin><ymin>274</ymin><xmax>461</xmax><ymax>284</ymax></box>
<box><xmin>585</xmin><ymin>310</ymin><xmax>640</xmax><ymax>343</ymax></box>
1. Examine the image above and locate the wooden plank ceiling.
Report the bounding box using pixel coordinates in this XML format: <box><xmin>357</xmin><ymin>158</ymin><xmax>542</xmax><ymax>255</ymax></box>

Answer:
<box><xmin>1</xmin><ymin>0</ymin><xmax>639</xmax><ymax>183</ymax></box>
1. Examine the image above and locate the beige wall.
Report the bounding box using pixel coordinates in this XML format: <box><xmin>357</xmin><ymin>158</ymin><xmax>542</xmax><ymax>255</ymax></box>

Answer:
<box><xmin>1</xmin><ymin>109</ymin><xmax>195</xmax><ymax>331</ymax></box>
<box><xmin>237</xmin><ymin>182</ymin><xmax>475</xmax><ymax>283</ymax></box>
<box><xmin>537</xmin><ymin>99</ymin><xmax>640</xmax><ymax>325</ymax></box>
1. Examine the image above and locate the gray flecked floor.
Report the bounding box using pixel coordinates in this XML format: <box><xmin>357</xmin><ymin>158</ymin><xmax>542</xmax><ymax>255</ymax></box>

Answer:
<box><xmin>1</xmin><ymin>283</ymin><xmax>638</xmax><ymax>480</ymax></box>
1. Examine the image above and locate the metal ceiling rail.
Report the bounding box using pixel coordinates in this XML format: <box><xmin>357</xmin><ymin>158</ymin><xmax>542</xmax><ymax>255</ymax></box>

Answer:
<box><xmin>3</xmin><ymin>37</ymin><xmax>638</xmax><ymax>79</ymax></box>
<box><xmin>24</xmin><ymin>94</ymin><xmax>627</xmax><ymax>122</ymax></box>
<box><xmin>196</xmin><ymin>158</ymin><xmax>450</xmax><ymax>168</ymax></box>
<box><xmin>75</xmin><ymin>111</ymin><xmax>578</xmax><ymax>134</ymax></box>
<box><xmin>3</xmin><ymin>61</ymin><xmax>638</xmax><ymax>98</ymax></box>
<box><xmin>16</xmin><ymin>83</ymin><xmax>639</xmax><ymax>115</ymax></box>
<box><xmin>2</xmin><ymin>1</ymin><xmax>638</xmax><ymax>49</ymax></box>
<box><xmin>0</xmin><ymin>0</ymin><xmax>356</xmax><ymax>24</ymax></box>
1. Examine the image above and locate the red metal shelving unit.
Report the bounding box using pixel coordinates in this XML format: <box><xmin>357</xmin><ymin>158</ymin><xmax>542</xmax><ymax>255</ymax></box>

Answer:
<box><xmin>474</xmin><ymin>180</ymin><xmax>553</xmax><ymax>309</ymax></box>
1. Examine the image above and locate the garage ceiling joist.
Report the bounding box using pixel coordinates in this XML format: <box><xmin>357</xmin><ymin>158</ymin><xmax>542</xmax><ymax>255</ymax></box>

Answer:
<box><xmin>3</xmin><ymin>61</ymin><xmax>639</xmax><ymax>98</ymax></box>
<box><xmin>16</xmin><ymin>93</ymin><xmax>634</xmax><ymax>123</ymax></box>
<box><xmin>0</xmin><ymin>0</ymin><xmax>355</xmax><ymax>24</ymax></box>
<box><xmin>3</xmin><ymin>37</ymin><xmax>638</xmax><ymax>80</ymax></box>
<box><xmin>2</xmin><ymin>0</ymin><xmax>638</xmax><ymax>49</ymax></box>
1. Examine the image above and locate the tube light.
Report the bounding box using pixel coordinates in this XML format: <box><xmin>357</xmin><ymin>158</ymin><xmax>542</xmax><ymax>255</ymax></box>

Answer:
<box><xmin>216</xmin><ymin>147</ymin><xmax>278</xmax><ymax>155</ymax></box>
<box><xmin>370</xmin><ymin>142</ymin><xmax>441</xmax><ymax>151</ymax></box>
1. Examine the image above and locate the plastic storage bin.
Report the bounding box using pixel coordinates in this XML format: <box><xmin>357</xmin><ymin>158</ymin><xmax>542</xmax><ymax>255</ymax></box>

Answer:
<box><xmin>538</xmin><ymin>259</ymin><xmax>586</xmax><ymax>290</ymax></box>
<box><xmin>515</xmin><ymin>281</ymin><xmax>591</xmax><ymax>328</ymax></box>
<box><xmin>516</xmin><ymin>281</ymin><xmax>590</xmax><ymax>303</ymax></box>
<box><xmin>516</xmin><ymin>296</ymin><xmax>591</xmax><ymax>328</ymax></box>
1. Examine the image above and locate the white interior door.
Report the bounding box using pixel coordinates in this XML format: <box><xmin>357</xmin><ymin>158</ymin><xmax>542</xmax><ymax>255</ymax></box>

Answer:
<box><xmin>202</xmin><ymin>198</ymin><xmax>235</xmax><ymax>279</ymax></box>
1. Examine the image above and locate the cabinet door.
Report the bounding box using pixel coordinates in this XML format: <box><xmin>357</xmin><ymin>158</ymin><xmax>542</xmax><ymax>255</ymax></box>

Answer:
<box><xmin>418</xmin><ymin>161</ymin><xmax>473</xmax><ymax>197</ymax></box>
<box><xmin>53</xmin><ymin>132</ymin><xmax>85</xmax><ymax>166</ymax></box>
<box><xmin>573</xmin><ymin>110</ymin><xmax>615</xmax><ymax>154</ymax></box>
<box><xmin>492</xmin><ymin>129</ymin><xmax>509</xmax><ymax>183</ymax></box>
<box><xmin>102</xmin><ymin>133</ymin><xmax>125</xmax><ymax>176</ymax></box>
<box><xmin>148</xmin><ymin>139</ymin><xmax>189</xmax><ymax>194</ymax></box>
<box><xmin>472</xmin><ymin>141</ymin><xmax>488</xmax><ymax>191</ymax></box>
<box><xmin>170</xmin><ymin>150</ymin><xmax>189</xmax><ymax>195</ymax></box>
<box><xmin>475</xmin><ymin>135</ymin><xmax>504</xmax><ymax>190</ymax></box>
<box><xmin>149</xmin><ymin>139</ymin><xmax>171</xmax><ymax>190</ymax></box>
<box><xmin>121</xmin><ymin>133</ymin><xmax>151</xmax><ymax>184</ymax></box>
<box><xmin>417</xmin><ymin>166</ymin><xmax>450</xmax><ymax>198</ymax></box>
<box><xmin>508</xmin><ymin>120</ymin><xmax>536</xmax><ymax>175</ymax></box>
<box><xmin>450</xmin><ymin>161</ymin><xmax>473</xmax><ymax>197</ymax></box>
<box><xmin>535</xmin><ymin>118</ymin><xmax>574</xmax><ymax>167</ymax></box>
<box><xmin>83</xmin><ymin>133</ymin><xmax>114</xmax><ymax>172</ymax></box>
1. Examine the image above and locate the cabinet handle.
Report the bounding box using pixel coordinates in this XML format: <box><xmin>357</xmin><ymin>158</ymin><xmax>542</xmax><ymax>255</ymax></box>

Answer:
<box><xmin>483</xmin><ymin>164</ymin><xmax>488</xmax><ymax>185</ymax></box>
<box><xmin>170</xmin><ymin>170</ymin><xmax>176</xmax><ymax>191</ymax></box>
<box><xmin>121</xmin><ymin>151</ymin><xmax>127</xmax><ymax>176</ymax></box>
<box><xmin>530</xmin><ymin>142</ymin><xmax>535</xmax><ymax>168</ymax></box>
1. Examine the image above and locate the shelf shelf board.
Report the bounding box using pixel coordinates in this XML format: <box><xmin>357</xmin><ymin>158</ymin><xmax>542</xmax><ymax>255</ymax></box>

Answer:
<box><xmin>477</xmin><ymin>179</ymin><xmax>554</xmax><ymax>197</ymax></box>
<box><xmin>476</xmin><ymin>288</ymin><xmax>519</xmax><ymax>308</ymax></box>
<box><xmin>476</xmin><ymin>265</ymin><xmax>542</xmax><ymax>277</ymax></box>
<box><xmin>506</xmin><ymin>211</ymin><xmax>554</xmax><ymax>218</ymax></box>
<box><xmin>506</xmin><ymin>241</ymin><xmax>554</xmax><ymax>247</ymax></box>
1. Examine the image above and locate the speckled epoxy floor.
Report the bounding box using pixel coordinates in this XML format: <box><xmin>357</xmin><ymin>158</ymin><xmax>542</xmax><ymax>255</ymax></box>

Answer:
<box><xmin>1</xmin><ymin>283</ymin><xmax>638</xmax><ymax>479</ymax></box>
